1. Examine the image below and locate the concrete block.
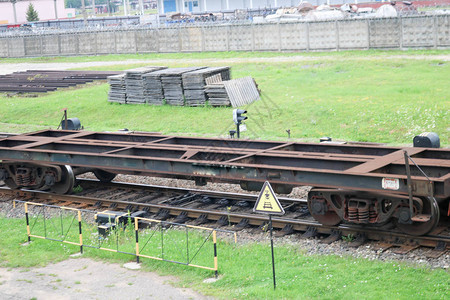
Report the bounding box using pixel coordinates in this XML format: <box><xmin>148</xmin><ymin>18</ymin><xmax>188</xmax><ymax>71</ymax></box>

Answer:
<box><xmin>60</xmin><ymin>34</ymin><xmax>78</xmax><ymax>55</ymax></box>
<box><xmin>253</xmin><ymin>23</ymin><xmax>279</xmax><ymax>51</ymax></box>
<box><xmin>280</xmin><ymin>22</ymin><xmax>308</xmax><ymax>50</ymax></box>
<box><xmin>309</xmin><ymin>21</ymin><xmax>336</xmax><ymax>50</ymax></box>
<box><xmin>180</xmin><ymin>26</ymin><xmax>202</xmax><ymax>52</ymax></box>
<box><xmin>158</xmin><ymin>28</ymin><xmax>179</xmax><ymax>52</ymax></box>
<box><xmin>8</xmin><ymin>37</ymin><xmax>25</xmax><ymax>57</ymax></box>
<box><xmin>78</xmin><ymin>33</ymin><xmax>97</xmax><ymax>55</ymax></box>
<box><xmin>338</xmin><ymin>19</ymin><xmax>369</xmax><ymax>50</ymax></box>
<box><xmin>402</xmin><ymin>16</ymin><xmax>435</xmax><ymax>47</ymax></box>
<box><xmin>96</xmin><ymin>31</ymin><xmax>115</xmax><ymax>54</ymax></box>
<box><xmin>0</xmin><ymin>38</ymin><xmax>9</xmax><ymax>57</ymax></box>
<box><xmin>436</xmin><ymin>15</ymin><xmax>450</xmax><ymax>46</ymax></box>
<box><xmin>42</xmin><ymin>34</ymin><xmax>60</xmax><ymax>55</ymax></box>
<box><xmin>116</xmin><ymin>30</ymin><xmax>136</xmax><ymax>54</ymax></box>
<box><xmin>369</xmin><ymin>18</ymin><xmax>401</xmax><ymax>48</ymax></box>
<box><xmin>24</xmin><ymin>36</ymin><xmax>42</xmax><ymax>56</ymax></box>
<box><xmin>229</xmin><ymin>24</ymin><xmax>252</xmax><ymax>51</ymax></box>
<box><xmin>136</xmin><ymin>29</ymin><xmax>158</xmax><ymax>53</ymax></box>
<box><xmin>203</xmin><ymin>25</ymin><xmax>228</xmax><ymax>51</ymax></box>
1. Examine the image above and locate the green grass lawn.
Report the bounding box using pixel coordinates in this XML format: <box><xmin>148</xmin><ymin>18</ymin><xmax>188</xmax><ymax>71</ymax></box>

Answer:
<box><xmin>0</xmin><ymin>50</ymin><xmax>448</xmax><ymax>145</ymax></box>
<box><xmin>0</xmin><ymin>216</ymin><xmax>448</xmax><ymax>299</ymax></box>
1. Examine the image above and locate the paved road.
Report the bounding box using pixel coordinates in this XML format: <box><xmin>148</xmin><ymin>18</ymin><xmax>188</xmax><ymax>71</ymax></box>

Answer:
<box><xmin>0</xmin><ymin>258</ymin><xmax>211</xmax><ymax>300</ymax></box>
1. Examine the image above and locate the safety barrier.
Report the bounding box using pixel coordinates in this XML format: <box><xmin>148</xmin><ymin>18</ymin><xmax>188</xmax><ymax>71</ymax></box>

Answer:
<box><xmin>19</xmin><ymin>201</ymin><xmax>236</xmax><ymax>277</ymax></box>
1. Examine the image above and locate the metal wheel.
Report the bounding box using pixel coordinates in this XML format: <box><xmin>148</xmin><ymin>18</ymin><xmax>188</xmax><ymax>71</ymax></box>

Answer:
<box><xmin>307</xmin><ymin>194</ymin><xmax>342</xmax><ymax>226</ymax></box>
<box><xmin>93</xmin><ymin>169</ymin><xmax>116</xmax><ymax>183</ymax></box>
<box><xmin>50</xmin><ymin>165</ymin><xmax>75</xmax><ymax>194</ymax></box>
<box><xmin>396</xmin><ymin>197</ymin><xmax>440</xmax><ymax>236</ymax></box>
<box><xmin>4</xmin><ymin>178</ymin><xmax>19</xmax><ymax>190</ymax></box>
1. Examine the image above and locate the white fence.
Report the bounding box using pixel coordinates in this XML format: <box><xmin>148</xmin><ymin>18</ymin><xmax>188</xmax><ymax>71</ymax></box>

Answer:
<box><xmin>0</xmin><ymin>14</ymin><xmax>449</xmax><ymax>58</ymax></box>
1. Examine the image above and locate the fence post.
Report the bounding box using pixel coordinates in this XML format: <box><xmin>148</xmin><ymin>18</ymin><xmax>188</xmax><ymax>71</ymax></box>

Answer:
<box><xmin>134</xmin><ymin>30</ymin><xmax>138</xmax><ymax>53</ymax></box>
<box><xmin>76</xmin><ymin>33</ymin><xmax>80</xmax><ymax>55</ymax></box>
<box><xmin>201</xmin><ymin>25</ymin><xmax>206</xmax><ymax>52</ymax></box>
<box><xmin>251</xmin><ymin>23</ymin><xmax>255</xmax><ymax>51</ymax></box>
<box><xmin>226</xmin><ymin>25</ymin><xmax>230</xmax><ymax>52</ymax></box>
<box><xmin>306</xmin><ymin>22</ymin><xmax>310</xmax><ymax>52</ymax></box>
<box><xmin>156</xmin><ymin>28</ymin><xmax>160</xmax><ymax>53</ymax></box>
<box><xmin>366</xmin><ymin>18</ymin><xmax>370</xmax><ymax>50</ymax></box>
<box><xmin>135</xmin><ymin>218</ymin><xmax>140</xmax><ymax>263</ymax></box>
<box><xmin>78</xmin><ymin>210</ymin><xmax>83</xmax><ymax>254</ymax></box>
<box><xmin>6</xmin><ymin>38</ymin><xmax>10</xmax><ymax>58</ymax></box>
<box><xmin>40</xmin><ymin>34</ymin><xmax>43</xmax><ymax>56</ymax></box>
<box><xmin>57</xmin><ymin>34</ymin><xmax>61</xmax><ymax>55</ymax></box>
<box><xmin>433</xmin><ymin>15</ymin><xmax>438</xmax><ymax>49</ymax></box>
<box><xmin>335</xmin><ymin>20</ymin><xmax>340</xmax><ymax>51</ymax></box>
<box><xmin>399</xmin><ymin>16</ymin><xmax>403</xmax><ymax>50</ymax></box>
<box><xmin>278</xmin><ymin>22</ymin><xmax>282</xmax><ymax>52</ymax></box>
<box><xmin>178</xmin><ymin>26</ymin><xmax>182</xmax><ymax>52</ymax></box>
<box><xmin>25</xmin><ymin>203</ymin><xmax>31</xmax><ymax>243</ymax></box>
<box><xmin>213</xmin><ymin>230</ymin><xmax>218</xmax><ymax>278</ymax></box>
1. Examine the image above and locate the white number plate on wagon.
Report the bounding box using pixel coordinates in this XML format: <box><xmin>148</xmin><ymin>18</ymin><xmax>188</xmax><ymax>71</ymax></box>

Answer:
<box><xmin>382</xmin><ymin>178</ymin><xmax>400</xmax><ymax>190</ymax></box>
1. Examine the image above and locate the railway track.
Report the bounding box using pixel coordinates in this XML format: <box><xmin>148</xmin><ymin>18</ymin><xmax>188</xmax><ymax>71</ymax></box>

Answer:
<box><xmin>1</xmin><ymin>179</ymin><xmax>448</xmax><ymax>257</ymax></box>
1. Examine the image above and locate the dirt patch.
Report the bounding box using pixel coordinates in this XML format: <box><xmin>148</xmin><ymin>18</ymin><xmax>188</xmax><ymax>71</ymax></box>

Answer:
<box><xmin>0</xmin><ymin>257</ymin><xmax>211</xmax><ymax>300</ymax></box>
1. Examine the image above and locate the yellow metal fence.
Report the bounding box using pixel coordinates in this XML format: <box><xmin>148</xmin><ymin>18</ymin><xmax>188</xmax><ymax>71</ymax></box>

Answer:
<box><xmin>19</xmin><ymin>201</ymin><xmax>237</xmax><ymax>277</ymax></box>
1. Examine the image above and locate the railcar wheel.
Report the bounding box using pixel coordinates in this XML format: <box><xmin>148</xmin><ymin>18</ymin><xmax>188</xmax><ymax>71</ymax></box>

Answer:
<box><xmin>308</xmin><ymin>193</ymin><xmax>341</xmax><ymax>226</ymax></box>
<box><xmin>4</xmin><ymin>178</ymin><xmax>19</xmax><ymax>190</ymax></box>
<box><xmin>50</xmin><ymin>165</ymin><xmax>75</xmax><ymax>194</ymax></box>
<box><xmin>93</xmin><ymin>169</ymin><xmax>116</xmax><ymax>183</ymax></box>
<box><xmin>396</xmin><ymin>197</ymin><xmax>440</xmax><ymax>236</ymax></box>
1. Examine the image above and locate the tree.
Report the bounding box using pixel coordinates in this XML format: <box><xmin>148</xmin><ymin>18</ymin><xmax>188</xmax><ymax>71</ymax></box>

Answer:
<box><xmin>26</xmin><ymin>3</ymin><xmax>39</xmax><ymax>22</ymax></box>
<box><xmin>65</xmin><ymin>0</ymin><xmax>82</xmax><ymax>9</ymax></box>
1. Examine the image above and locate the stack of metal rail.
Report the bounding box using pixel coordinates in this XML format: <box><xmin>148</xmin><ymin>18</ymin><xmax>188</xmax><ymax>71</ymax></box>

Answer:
<box><xmin>182</xmin><ymin>67</ymin><xmax>231</xmax><ymax>106</ymax></box>
<box><xmin>107</xmin><ymin>74</ymin><xmax>126</xmax><ymax>103</ymax></box>
<box><xmin>125</xmin><ymin>67</ymin><xmax>167</xmax><ymax>104</ymax></box>
<box><xmin>0</xmin><ymin>70</ymin><xmax>122</xmax><ymax>93</ymax></box>
<box><xmin>160</xmin><ymin>67</ymin><xmax>206</xmax><ymax>106</ymax></box>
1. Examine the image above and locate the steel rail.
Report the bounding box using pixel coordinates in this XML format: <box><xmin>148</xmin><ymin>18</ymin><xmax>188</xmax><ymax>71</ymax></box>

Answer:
<box><xmin>1</xmin><ymin>182</ymin><xmax>448</xmax><ymax>250</ymax></box>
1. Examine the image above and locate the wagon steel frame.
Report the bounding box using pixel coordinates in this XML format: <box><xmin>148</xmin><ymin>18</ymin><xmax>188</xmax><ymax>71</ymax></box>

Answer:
<box><xmin>0</xmin><ymin>130</ymin><xmax>448</xmax><ymax>199</ymax></box>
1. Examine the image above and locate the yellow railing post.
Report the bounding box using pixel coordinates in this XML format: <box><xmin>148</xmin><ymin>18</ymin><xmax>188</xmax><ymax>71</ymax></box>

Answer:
<box><xmin>213</xmin><ymin>230</ymin><xmax>218</xmax><ymax>278</ymax></box>
<box><xmin>78</xmin><ymin>210</ymin><xmax>83</xmax><ymax>254</ymax></box>
<box><xmin>25</xmin><ymin>203</ymin><xmax>31</xmax><ymax>243</ymax></box>
<box><xmin>135</xmin><ymin>218</ymin><xmax>140</xmax><ymax>264</ymax></box>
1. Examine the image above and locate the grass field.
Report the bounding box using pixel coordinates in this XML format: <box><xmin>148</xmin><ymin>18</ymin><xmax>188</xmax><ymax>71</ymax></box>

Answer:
<box><xmin>0</xmin><ymin>50</ymin><xmax>448</xmax><ymax>298</ymax></box>
<box><xmin>0</xmin><ymin>50</ymin><xmax>448</xmax><ymax>145</ymax></box>
<box><xmin>0</xmin><ymin>215</ymin><xmax>448</xmax><ymax>299</ymax></box>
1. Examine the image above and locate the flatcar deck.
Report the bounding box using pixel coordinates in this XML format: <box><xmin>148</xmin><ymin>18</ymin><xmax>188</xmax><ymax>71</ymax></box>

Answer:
<box><xmin>0</xmin><ymin>130</ymin><xmax>448</xmax><ymax>198</ymax></box>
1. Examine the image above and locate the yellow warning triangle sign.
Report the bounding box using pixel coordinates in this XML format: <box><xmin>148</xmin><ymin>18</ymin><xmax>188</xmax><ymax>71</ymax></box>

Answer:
<box><xmin>253</xmin><ymin>181</ymin><xmax>285</xmax><ymax>215</ymax></box>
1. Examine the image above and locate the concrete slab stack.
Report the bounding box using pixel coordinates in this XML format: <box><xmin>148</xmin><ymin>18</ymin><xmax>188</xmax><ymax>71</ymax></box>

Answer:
<box><xmin>205</xmin><ymin>82</ymin><xmax>230</xmax><ymax>107</ymax></box>
<box><xmin>159</xmin><ymin>67</ymin><xmax>206</xmax><ymax>106</ymax></box>
<box><xmin>182</xmin><ymin>67</ymin><xmax>230</xmax><ymax>107</ymax></box>
<box><xmin>143</xmin><ymin>70</ymin><xmax>166</xmax><ymax>105</ymax></box>
<box><xmin>125</xmin><ymin>67</ymin><xmax>167</xmax><ymax>104</ymax></box>
<box><xmin>107</xmin><ymin>74</ymin><xmax>126</xmax><ymax>103</ymax></box>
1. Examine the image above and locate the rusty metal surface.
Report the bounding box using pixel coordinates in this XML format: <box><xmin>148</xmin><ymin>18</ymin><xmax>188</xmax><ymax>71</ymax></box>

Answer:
<box><xmin>1</xmin><ymin>180</ymin><xmax>448</xmax><ymax>250</ymax></box>
<box><xmin>0</xmin><ymin>130</ymin><xmax>448</xmax><ymax>198</ymax></box>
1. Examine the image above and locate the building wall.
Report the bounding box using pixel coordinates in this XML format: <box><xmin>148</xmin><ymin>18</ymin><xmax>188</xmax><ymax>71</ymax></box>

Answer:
<box><xmin>158</xmin><ymin>0</ymin><xmax>303</xmax><ymax>14</ymax></box>
<box><xmin>0</xmin><ymin>0</ymin><xmax>75</xmax><ymax>24</ymax></box>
